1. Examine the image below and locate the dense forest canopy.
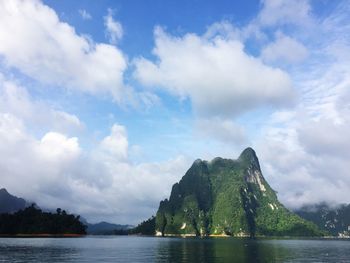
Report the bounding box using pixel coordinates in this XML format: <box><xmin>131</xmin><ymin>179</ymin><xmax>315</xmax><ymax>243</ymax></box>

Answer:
<box><xmin>0</xmin><ymin>204</ymin><xmax>86</xmax><ymax>235</ymax></box>
<box><xmin>129</xmin><ymin>216</ymin><xmax>156</xmax><ymax>235</ymax></box>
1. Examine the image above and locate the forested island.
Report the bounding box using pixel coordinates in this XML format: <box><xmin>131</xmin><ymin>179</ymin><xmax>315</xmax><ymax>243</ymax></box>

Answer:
<box><xmin>133</xmin><ymin>148</ymin><xmax>324</xmax><ymax>237</ymax></box>
<box><xmin>0</xmin><ymin>205</ymin><xmax>86</xmax><ymax>236</ymax></box>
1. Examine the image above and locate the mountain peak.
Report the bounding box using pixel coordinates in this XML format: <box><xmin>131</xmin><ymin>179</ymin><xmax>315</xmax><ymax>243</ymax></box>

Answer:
<box><xmin>193</xmin><ymin>158</ymin><xmax>203</xmax><ymax>164</ymax></box>
<box><xmin>0</xmin><ymin>188</ymin><xmax>9</xmax><ymax>194</ymax></box>
<box><xmin>0</xmin><ymin>188</ymin><xmax>26</xmax><ymax>214</ymax></box>
<box><xmin>239</xmin><ymin>147</ymin><xmax>256</xmax><ymax>158</ymax></box>
<box><xmin>154</xmin><ymin>147</ymin><xmax>322</xmax><ymax>237</ymax></box>
<box><xmin>239</xmin><ymin>147</ymin><xmax>260</xmax><ymax>170</ymax></box>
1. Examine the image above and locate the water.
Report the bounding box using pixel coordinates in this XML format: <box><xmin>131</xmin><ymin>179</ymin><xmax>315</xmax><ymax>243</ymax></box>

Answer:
<box><xmin>0</xmin><ymin>236</ymin><xmax>349</xmax><ymax>262</ymax></box>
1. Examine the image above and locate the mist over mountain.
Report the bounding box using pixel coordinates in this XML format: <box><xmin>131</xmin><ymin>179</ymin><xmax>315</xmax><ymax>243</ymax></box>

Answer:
<box><xmin>86</xmin><ymin>221</ymin><xmax>133</xmax><ymax>235</ymax></box>
<box><xmin>295</xmin><ymin>203</ymin><xmax>350</xmax><ymax>236</ymax></box>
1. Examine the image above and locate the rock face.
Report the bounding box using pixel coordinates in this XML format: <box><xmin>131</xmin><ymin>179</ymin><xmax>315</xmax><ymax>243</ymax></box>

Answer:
<box><xmin>155</xmin><ymin>148</ymin><xmax>322</xmax><ymax>237</ymax></box>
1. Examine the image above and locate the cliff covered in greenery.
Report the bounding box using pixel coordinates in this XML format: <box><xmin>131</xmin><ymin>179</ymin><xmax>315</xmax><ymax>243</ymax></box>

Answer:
<box><xmin>155</xmin><ymin>148</ymin><xmax>322</xmax><ymax>237</ymax></box>
<box><xmin>129</xmin><ymin>216</ymin><xmax>156</xmax><ymax>235</ymax></box>
<box><xmin>0</xmin><ymin>205</ymin><xmax>86</xmax><ymax>235</ymax></box>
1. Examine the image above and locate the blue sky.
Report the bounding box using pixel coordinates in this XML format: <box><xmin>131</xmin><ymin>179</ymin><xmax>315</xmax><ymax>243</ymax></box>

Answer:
<box><xmin>0</xmin><ymin>0</ymin><xmax>349</xmax><ymax>224</ymax></box>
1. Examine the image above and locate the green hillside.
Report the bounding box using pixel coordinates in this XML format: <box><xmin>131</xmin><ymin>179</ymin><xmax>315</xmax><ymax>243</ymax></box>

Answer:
<box><xmin>155</xmin><ymin>148</ymin><xmax>322</xmax><ymax>237</ymax></box>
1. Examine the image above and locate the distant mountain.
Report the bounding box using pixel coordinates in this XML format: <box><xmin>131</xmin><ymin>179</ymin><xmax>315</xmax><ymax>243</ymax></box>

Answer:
<box><xmin>295</xmin><ymin>203</ymin><xmax>350</xmax><ymax>237</ymax></box>
<box><xmin>86</xmin><ymin>221</ymin><xmax>133</xmax><ymax>235</ymax></box>
<box><xmin>155</xmin><ymin>148</ymin><xmax>322</xmax><ymax>237</ymax></box>
<box><xmin>0</xmin><ymin>188</ymin><xmax>27</xmax><ymax>214</ymax></box>
<box><xmin>0</xmin><ymin>188</ymin><xmax>132</xmax><ymax>235</ymax></box>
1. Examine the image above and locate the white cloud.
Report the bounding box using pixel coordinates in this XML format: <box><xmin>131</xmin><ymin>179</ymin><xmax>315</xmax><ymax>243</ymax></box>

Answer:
<box><xmin>78</xmin><ymin>9</ymin><xmax>92</xmax><ymax>20</ymax></box>
<box><xmin>254</xmin><ymin>2</ymin><xmax>350</xmax><ymax>208</ymax></box>
<box><xmin>195</xmin><ymin>118</ymin><xmax>247</xmax><ymax>145</ymax></box>
<box><xmin>0</xmin><ymin>111</ymin><xmax>191</xmax><ymax>223</ymax></box>
<box><xmin>0</xmin><ymin>113</ymin><xmax>81</xmax><ymax>198</ymax></box>
<box><xmin>0</xmin><ymin>0</ymin><xmax>128</xmax><ymax>103</ymax></box>
<box><xmin>38</xmin><ymin>132</ymin><xmax>81</xmax><ymax>162</ymax></box>
<box><xmin>99</xmin><ymin>124</ymin><xmax>129</xmax><ymax>161</ymax></box>
<box><xmin>257</xmin><ymin>115</ymin><xmax>350</xmax><ymax>208</ymax></box>
<box><xmin>258</xmin><ymin>0</ymin><xmax>311</xmax><ymax>27</ymax></box>
<box><xmin>134</xmin><ymin>25</ymin><xmax>294</xmax><ymax>117</ymax></box>
<box><xmin>204</xmin><ymin>21</ymin><xmax>241</xmax><ymax>41</ymax></box>
<box><xmin>0</xmin><ymin>74</ymin><xmax>83</xmax><ymax>134</ymax></box>
<box><xmin>0</xmin><ymin>74</ymin><xmax>181</xmax><ymax>223</ymax></box>
<box><xmin>240</xmin><ymin>0</ymin><xmax>314</xmax><ymax>43</ymax></box>
<box><xmin>299</xmin><ymin>119</ymin><xmax>350</xmax><ymax>158</ymax></box>
<box><xmin>261</xmin><ymin>32</ymin><xmax>308</xmax><ymax>64</ymax></box>
<box><xmin>104</xmin><ymin>8</ymin><xmax>123</xmax><ymax>44</ymax></box>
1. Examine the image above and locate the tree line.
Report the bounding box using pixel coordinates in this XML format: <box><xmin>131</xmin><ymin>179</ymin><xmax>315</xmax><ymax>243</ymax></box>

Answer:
<box><xmin>0</xmin><ymin>204</ymin><xmax>86</xmax><ymax>235</ymax></box>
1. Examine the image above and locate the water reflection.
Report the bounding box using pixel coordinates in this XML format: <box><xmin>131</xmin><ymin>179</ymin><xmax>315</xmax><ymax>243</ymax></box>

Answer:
<box><xmin>0</xmin><ymin>236</ymin><xmax>350</xmax><ymax>262</ymax></box>
<box><xmin>0</xmin><ymin>239</ymin><xmax>79</xmax><ymax>262</ymax></box>
<box><xmin>155</xmin><ymin>237</ymin><xmax>293</xmax><ymax>262</ymax></box>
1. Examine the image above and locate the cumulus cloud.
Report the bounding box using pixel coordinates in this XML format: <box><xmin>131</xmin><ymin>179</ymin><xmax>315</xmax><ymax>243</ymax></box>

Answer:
<box><xmin>259</xmin><ymin>122</ymin><xmax>350</xmax><ymax>209</ymax></box>
<box><xmin>261</xmin><ymin>32</ymin><xmax>308</xmax><ymax>64</ymax></box>
<box><xmin>0</xmin><ymin>109</ymin><xmax>191</xmax><ymax>223</ymax></box>
<box><xmin>0</xmin><ymin>0</ymin><xmax>128</xmax><ymax>103</ymax></box>
<box><xmin>0</xmin><ymin>75</ymin><xmax>187</xmax><ymax>223</ymax></box>
<box><xmin>0</xmin><ymin>113</ymin><xmax>81</xmax><ymax>196</ymax></box>
<box><xmin>257</xmin><ymin>115</ymin><xmax>350</xmax><ymax>208</ymax></box>
<box><xmin>0</xmin><ymin>74</ymin><xmax>83</xmax><ymax>134</ymax></box>
<box><xmin>104</xmin><ymin>8</ymin><xmax>123</xmax><ymax>44</ymax></box>
<box><xmin>134</xmin><ymin>26</ymin><xmax>294</xmax><ymax>117</ymax></box>
<box><xmin>255</xmin><ymin>2</ymin><xmax>350</xmax><ymax>208</ymax></box>
<box><xmin>99</xmin><ymin>124</ymin><xmax>129</xmax><ymax>161</ymax></box>
<box><xmin>38</xmin><ymin>132</ymin><xmax>81</xmax><ymax>164</ymax></box>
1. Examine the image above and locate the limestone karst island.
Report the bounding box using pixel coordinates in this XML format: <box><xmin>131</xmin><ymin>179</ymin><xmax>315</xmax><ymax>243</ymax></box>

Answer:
<box><xmin>135</xmin><ymin>148</ymin><xmax>323</xmax><ymax>237</ymax></box>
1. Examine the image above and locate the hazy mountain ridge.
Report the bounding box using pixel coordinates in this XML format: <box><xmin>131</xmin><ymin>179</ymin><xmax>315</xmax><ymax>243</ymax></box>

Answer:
<box><xmin>154</xmin><ymin>148</ymin><xmax>322</xmax><ymax>237</ymax></box>
<box><xmin>86</xmin><ymin>221</ymin><xmax>134</xmax><ymax>235</ymax></box>
<box><xmin>0</xmin><ymin>188</ymin><xmax>27</xmax><ymax>214</ymax></box>
<box><xmin>295</xmin><ymin>203</ymin><xmax>350</xmax><ymax>237</ymax></box>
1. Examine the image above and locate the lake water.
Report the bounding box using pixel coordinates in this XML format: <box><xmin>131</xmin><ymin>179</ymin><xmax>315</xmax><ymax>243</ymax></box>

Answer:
<box><xmin>0</xmin><ymin>236</ymin><xmax>349</xmax><ymax>262</ymax></box>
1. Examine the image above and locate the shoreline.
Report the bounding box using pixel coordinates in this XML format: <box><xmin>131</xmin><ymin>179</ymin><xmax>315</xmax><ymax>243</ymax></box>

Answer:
<box><xmin>155</xmin><ymin>236</ymin><xmax>350</xmax><ymax>240</ymax></box>
<box><xmin>0</xmin><ymin>233</ymin><xmax>86</xmax><ymax>238</ymax></box>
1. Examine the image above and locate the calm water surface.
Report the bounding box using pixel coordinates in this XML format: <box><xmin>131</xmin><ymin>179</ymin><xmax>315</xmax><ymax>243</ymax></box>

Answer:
<box><xmin>0</xmin><ymin>236</ymin><xmax>349</xmax><ymax>262</ymax></box>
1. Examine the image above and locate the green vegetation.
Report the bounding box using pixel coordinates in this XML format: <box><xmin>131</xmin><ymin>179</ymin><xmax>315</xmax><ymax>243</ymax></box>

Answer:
<box><xmin>155</xmin><ymin>148</ymin><xmax>323</xmax><ymax>237</ymax></box>
<box><xmin>130</xmin><ymin>216</ymin><xmax>156</xmax><ymax>235</ymax></box>
<box><xmin>0</xmin><ymin>204</ymin><xmax>86</xmax><ymax>235</ymax></box>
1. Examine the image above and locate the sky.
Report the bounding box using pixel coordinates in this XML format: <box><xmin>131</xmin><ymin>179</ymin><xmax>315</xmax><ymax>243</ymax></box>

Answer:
<box><xmin>0</xmin><ymin>0</ymin><xmax>349</xmax><ymax>224</ymax></box>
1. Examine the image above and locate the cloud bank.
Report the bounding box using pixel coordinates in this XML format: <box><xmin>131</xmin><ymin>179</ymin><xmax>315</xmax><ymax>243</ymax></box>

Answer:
<box><xmin>0</xmin><ymin>78</ymin><xmax>191</xmax><ymax>223</ymax></box>
<box><xmin>134</xmin><ymin>26</ymin><xmax>294</xmax><ymax>117</ymax></box>
<box><xmin>0</xmin><ymin>0</ymin><xmax>127</xmax><ymax>102</ymax></box>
